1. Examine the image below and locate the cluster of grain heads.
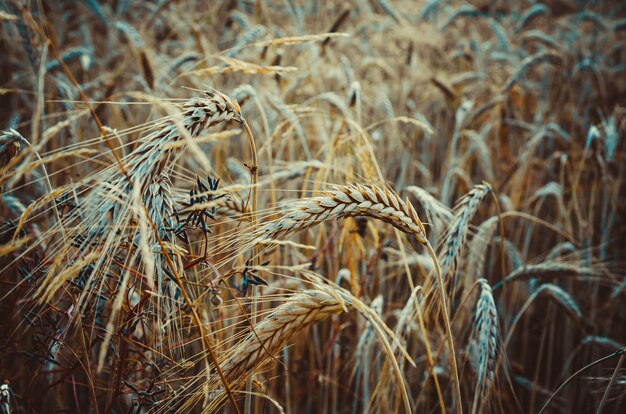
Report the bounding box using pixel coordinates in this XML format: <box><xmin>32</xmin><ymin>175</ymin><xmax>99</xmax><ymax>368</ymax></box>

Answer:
<box><xmin>176</xmin><ymin>286</ymin><xmax>412</xmax><ymax>413</ymax></box>
<box><xmin>250</xmin><ymin>182</ymin><xmax>463</xmax><ymax>413</ymax></box>
<box><xmin>29</xmin><ymin>90</ymin><xmax>247</xmax><ymax>357</ymax></box>
<box><xmin>1</xmin><ymin>1</ymin><xmax>625</xmax><ymax>412</ymax></box>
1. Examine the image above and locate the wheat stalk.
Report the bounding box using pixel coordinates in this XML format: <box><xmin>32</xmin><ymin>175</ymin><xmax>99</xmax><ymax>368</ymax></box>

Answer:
<box><xmin>354</xmin><ymin>295</ymin><xmax>383</xmax><ymax>413</ymax></box>
<box><xmin>422</xmin><ymin>183</ymin><xmax>494</xmax><ymax>389</ymax></box>
<box><xmin>389</xmin><ymin>285</ymin><xmax>447</xmax><ymax>413</ymax></box>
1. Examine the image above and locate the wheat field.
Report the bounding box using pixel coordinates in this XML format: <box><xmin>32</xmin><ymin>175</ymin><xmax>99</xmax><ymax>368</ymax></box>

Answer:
<box><xmin>0</xmin><ymin>0</ymin><xmax>625</xmax><ymax>413</ymax></box>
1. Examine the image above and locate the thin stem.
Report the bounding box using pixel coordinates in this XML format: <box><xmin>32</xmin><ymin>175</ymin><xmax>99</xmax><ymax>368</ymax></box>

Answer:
<box><xmin>147</xmin><ymin>208</ymin><xmax>241</xmax><ymax>414</ymax></box>
<box><xmin>396</xmin><ymin>232</ymin><xmax>446</xmax><ymax>414</ymax></box>
<box><xmin>538</xmin><ymin>348</ymin><xmax>625</xmax><ymax>414</ymax></box>
<box><xmin>490</xmin><ymin>188</ymin><xmax>509</xmax><ymax>326</ymax></box>
<box><xmin>596</xmin><ymin>354</ymin><xmax>624</xmax><ymax>414</ymax></box>
<box><xmin>490</xmin><ymin>189</ymin><xmax>507</xmax><ymax>282</ymax></box>
<box><xmin>12</xmin><ymin>133</ymin><xmax>66</xmax><ymax>240</ymax></box>
<box><xmin>243</xmin><ymin>119</ymin><xmax>259</xmax><ymax>414</ymax></box>
<box><xmin>425</xmin><ymin>241</ymin><xmax>462</xmax><ymax>413</ymax></box>
<box><xmin>414</xmin><ymin>292</ymin><xmax>447</xmax><ymax>414</ymax></box>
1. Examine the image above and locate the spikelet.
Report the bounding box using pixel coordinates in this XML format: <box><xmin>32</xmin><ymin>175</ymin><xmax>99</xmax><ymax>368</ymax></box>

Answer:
<box><xmin>215</xmin><ymin>193</ymin><xmax>249</xmax><ymax>221</ymax></box>
<box><xmin>38</xmin><ymin>91</ymin><xmax>243</xmax><ymax>318</ymax></box>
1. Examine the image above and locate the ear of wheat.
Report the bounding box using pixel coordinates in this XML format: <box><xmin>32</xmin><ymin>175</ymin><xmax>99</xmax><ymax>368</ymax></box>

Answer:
<box><xmin>471</xmin><ymin>278</ymin><xmax>498</xmax><ymax>414</ymax></box>
<box><xmin>440</xmin><ymin>183</ymin><xmax>493</xmax><ymax>280</ymax></box>
<box><xmin>122</xmin><ymin>91</ymin><xmax>243</xmax><ymax>185</ymax></box>
<box><xmin>538</xmin><ymin>283</ymin><xmax>583</xmax><ymax>321</ymax></box>
<box><xmin>222</xmin><ymin>289</ymin><xmax>345</xmax><ymax>381</ymax></box>
<box><xmin>171</xmin><ymin>289</ymin><xmax>346</xmax><ymax>412</ymax></box>
<box><xmin>215</xmin><ymin>193</ymin><xmax>249</xmax><ymax>221</ymax></box>
<box><xmin>493</xmin><ymin>262</ymin><xmax>593</xmax><ymax>290</ymax></box>
<box><xmin>195</xmin><ymin>284</ymin><xmax>414</xmax><ymax>414</ymax></box>
<box><xmin>466</xmin><ymin>216</ymin><xmax>499</xmax><ymax>284</ymax></box>
<box><xmin>405</xmin><ymin>185</ymin><xmax>453</xmax><ymax>228</ymax></box>
<box><xmin>254</xmin><ymin>183</ymin><xmax>427</xmax><ymax>243</ymax></box>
